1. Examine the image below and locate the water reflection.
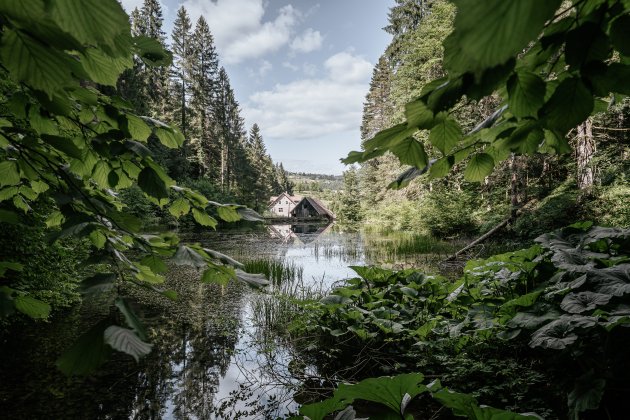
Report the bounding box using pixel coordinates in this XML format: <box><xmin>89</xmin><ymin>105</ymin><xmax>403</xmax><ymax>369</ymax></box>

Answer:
<box><xmin>0</xmin><ymin>224</ymin><xmax>454</xmax><ymax>419</ymax></box>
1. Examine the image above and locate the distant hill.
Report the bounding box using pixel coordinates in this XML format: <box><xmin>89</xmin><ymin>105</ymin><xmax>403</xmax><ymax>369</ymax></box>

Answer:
<box><xmin>288</xmin><ymin>172</ymin><xmax>343</xmax><ymax>193</ymax></box>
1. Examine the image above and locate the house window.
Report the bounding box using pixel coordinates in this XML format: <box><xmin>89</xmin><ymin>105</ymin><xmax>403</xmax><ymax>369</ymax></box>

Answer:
<box><xmin>278</xmin><ymin>208</ymin><xmax>283</xmax><ymax>212</ymax></box>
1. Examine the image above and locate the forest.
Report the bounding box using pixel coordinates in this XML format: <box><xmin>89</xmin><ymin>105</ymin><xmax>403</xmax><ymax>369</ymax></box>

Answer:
<box><xmin>0</xmin><ymin>0</ymin><xmax>629</xmax><ymax>419</ymax></box>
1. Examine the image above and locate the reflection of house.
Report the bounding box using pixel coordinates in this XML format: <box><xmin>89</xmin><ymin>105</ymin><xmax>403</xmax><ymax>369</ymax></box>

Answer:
<box><xmin>268</xmin><ymin>192</ymin><xmax>302</xmax><ymax>216</ymax></box>
<box><xmin>268</xmin><ymin>224</ymin><xmax>297</xmax><ymax>243</ymax></box>
<box><xmin>290</xmin><ymin>197</ymin><xmax>335</xmax><ymax>221</ymax></box>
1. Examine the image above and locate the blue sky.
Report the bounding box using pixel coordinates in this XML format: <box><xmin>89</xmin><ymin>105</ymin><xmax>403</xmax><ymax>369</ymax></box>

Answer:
<box><xmin>121</xmin><ymin>0</ymin><xmax>394</xmax><ymax>174</ymax></box>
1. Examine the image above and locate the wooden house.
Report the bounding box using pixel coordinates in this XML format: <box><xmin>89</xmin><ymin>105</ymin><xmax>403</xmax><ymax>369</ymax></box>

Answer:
<box><xmin>290</xmin><ymin>197</ymin><xmax>335</xmax><ymax>220</ymax></box>
<box><xmin>268</xmin><ymin>192</ymin><xmax>302</xmax><ymax>217</ymax></box>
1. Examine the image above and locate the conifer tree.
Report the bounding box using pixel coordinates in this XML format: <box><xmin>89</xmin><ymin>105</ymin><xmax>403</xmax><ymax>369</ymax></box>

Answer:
<box><xmin>189</xmin><ymin>17</ymin><xmax>220</xmax><ymax>178</ymax></box>
<box><xmin>139</xmin><ymin>0</ymin><xmax>169</xmax><ymax>116</ymax></box>
<box><xmin>171</xmin><ymin>6</ymin><xmax>193</xmax><ymax>137</ymax></box>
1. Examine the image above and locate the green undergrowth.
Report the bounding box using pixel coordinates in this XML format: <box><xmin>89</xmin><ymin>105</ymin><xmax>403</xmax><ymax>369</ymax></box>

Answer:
<box><xmin>288</xmin><ymin>223</ymin><xmax>630</xmax><ymax>419</ymax></box>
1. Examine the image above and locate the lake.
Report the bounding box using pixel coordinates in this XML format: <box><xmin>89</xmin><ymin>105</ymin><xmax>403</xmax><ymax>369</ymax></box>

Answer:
<box><xmin>0</xmin><ymin>223</ymin><xmax>458</xmax><ymax>419</ymax></box>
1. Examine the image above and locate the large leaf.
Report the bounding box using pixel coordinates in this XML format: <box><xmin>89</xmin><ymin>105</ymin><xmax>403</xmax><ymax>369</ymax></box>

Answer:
<box><xmin>390</xmin><ymin>137</ymin><xmax>427</xmax><ymax>169</ymax></box>
<box><xmin>57</xmin><ymin>320</ymin><xmax>112</xmax><ymax>375</ymax></box>
<box><xmin>609</xmin><ymin>14</ymin><xmax>630</xmax><ymax>56</ymax></box>
<box><xmin>464</xmin><ymin>153</ymin><xmax>494</xmax><ymax>182</ymax></box>
<box><xmin>103</xmin><ymin>325</ymin><xmax>152</xmax><ymax>362</ymax></box>
<box><xmin>560</xmin><ymin>291</ymin><xmax>611</xmax><ymax>314</ymax></box>
<box><xmin>0</xmin><ymin>161</ymin><xmax>20</xmax><ymax>187</ymax></box>
<box><xmin>115</xmin><ymin>298</ymin><xmax>147</xmax><ymax>340</ymax></box>
<box><xmin>529</xmin><ymin>317</ymin><xmax>578</xmax><ymax>349</ymax></box>
<box><xmin>168</xmin><ymin>198</ymin><xmax>191</xmax><ymax>218</ymax></box>
<box><xmin>80</xmin><ymin>47</ymin><xmax>132</xmax><ymax>86</ymax></box>
<box><xmin>0</xmin><ymin>29</ymin><xmax>74</xmax><ymax>97</ymax></box>
<box><xmin>122</xmin><ymin>114</ymin><xmax>152</xmax><ymax>142</ymax></box>
<box><xmin>541</xmin><ymin>77</ymin><xmax>594</xmax><ymax>133</ymax></box>
<box><xmin>507</xmin><ymin>71</ymin><xmax>546</xmax><ymax>118</ymax></box>
<box><xmin>429</xmin><ymin>114</ymin><xmax>462</xmax><ymax>155</ymax></box>
<box><xmin>192</xmin><ymin>208</ymin><xmax>218</xmax><ymax>228</ymax></box>
<box><xmin>155</xmin><ymin>127</ymin><xmax>184</xmax><ymax>149</ymax></box>
<box><xmin>568</xmin><ymin>371</ymin><xmax>606</xmax><ymax>417</ymax></box>
<box><xmin>50</xmin><ymin>0</ymin><xmax>129</xmax><ymax>51</ymax></box>
<box><xmin>138</xmin><ymin>166</ymin><xmax>169</xmax><ymax>200</ymax></box>
<box><xmin>446</xmin><ymin>0</ymin><xmax>562</xmax><ymax>73</ymax></box>
<box><xmin>405</xmin><ymin>100</ymin><xmax>434</xmax><ymax>129</ymax></box>
<box><xmin>334</xmin><ymin>373</ymin><xmax>427</xmax><ymax>415</ymax></box>
<box><xmin>14</xmin><ymin>295</ymin><xmax>50</xmax><ymax>319</ymax></box>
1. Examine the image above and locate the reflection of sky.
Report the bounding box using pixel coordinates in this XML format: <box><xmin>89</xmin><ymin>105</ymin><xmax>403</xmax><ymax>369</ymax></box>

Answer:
<box><xmin>207</xmin><ymin>225</ymin><xmax>368</xmax><ymax>417</ymax></box>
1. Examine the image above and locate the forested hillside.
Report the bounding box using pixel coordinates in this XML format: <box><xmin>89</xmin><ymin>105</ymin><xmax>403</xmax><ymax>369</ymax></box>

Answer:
<box><xmin>350</xmin><ymin>0</ymin><xmax>629</xmax><ymax>237</ymax></box>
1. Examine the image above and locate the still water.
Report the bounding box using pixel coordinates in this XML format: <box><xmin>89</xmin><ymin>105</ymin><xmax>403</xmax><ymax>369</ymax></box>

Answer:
<box><xmin>0</xmin><ymin>224</ymin><xmax>454</xmax><ymax>419</ymax></box>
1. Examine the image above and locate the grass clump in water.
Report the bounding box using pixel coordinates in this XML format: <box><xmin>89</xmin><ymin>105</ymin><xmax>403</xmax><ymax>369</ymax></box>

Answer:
<box><xmin>244</xmin><ymin>258</ymin><xmax>304</xmax><ymax>286</ymax></box>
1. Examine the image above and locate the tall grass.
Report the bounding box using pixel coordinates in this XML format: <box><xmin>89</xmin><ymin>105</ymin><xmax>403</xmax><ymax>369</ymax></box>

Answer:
<box><xmin>244</xmin><ymin>258</ymin><xmax>304</xmax><ymax>286</ymax></box>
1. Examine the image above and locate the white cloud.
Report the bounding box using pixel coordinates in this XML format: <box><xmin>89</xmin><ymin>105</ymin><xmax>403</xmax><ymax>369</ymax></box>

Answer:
<box><xmin>258</xmin><ymin>60</ymin><xmax>273</xmax><ymax>77</ymax></box>
<box><xmin>302</xmin><ymin>62</ymin><xmax>318</xmax><ymax>76</ymax></box>
<box><xmin>182</xmin><ymin>0</ymin><xmax>300</xmax><ymax>64</ymax></box>
<box><xmin>119</xmin><ymin>0</ymin><xmax>144</xmax><ymax>12</ymax></box>
<box><xmin>282</xmin><ymin>61</ymin><xmax>299</xmax><ymax>71</ymax></box>
<box><xmin>324</xmin><ymin>52</ymin><xmax>373</xmax><ymax>84</ymax></box>
<box><xmin>290</xmin><ymin>28</ymin><xmax>323</xmax><ymax>53</ymax></box>
<box><xmin>243</xmin><ymin>52</ymin><xmax>373</xmax><ymax>141</ymax></box>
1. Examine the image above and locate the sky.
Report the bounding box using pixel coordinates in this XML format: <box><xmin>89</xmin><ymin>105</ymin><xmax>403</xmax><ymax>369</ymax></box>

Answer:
<box><xmin>121</xmin><ymin>0</ymin><xmax>394</xmax><ymax>174</ymax></box>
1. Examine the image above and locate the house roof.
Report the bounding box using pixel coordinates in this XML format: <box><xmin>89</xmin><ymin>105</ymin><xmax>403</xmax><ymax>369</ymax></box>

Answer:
<box><xmin>291</xmin><ymin>197</ymin><xmax>336</xmax><ymax>219</ymax></box>
<box><xmin>268</xmin><ymin>192</ymin><xmax>302</xmax><ymax>208</ymax></box>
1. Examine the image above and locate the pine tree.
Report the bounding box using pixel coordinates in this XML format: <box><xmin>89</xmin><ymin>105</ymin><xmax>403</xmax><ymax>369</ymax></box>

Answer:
<box><xmin>171</xmin><ymin>6</ymin><xmax>193</xmax><ymax>137</ymax></box>
<box><xmin>117</xmin><ymin>7</ymin><xmax>149</xmax><ymax>114</ymax></box>
<box><xmin>339</xmin><ymin>167</ymin><xmax>363</xmax><ymax>223</ymax></box>
<box><xmin>359</xmin><ymin>55</ymin><xmax>395</xmax><ymax>206</ymax></box>
<box><xmin>275</xmin><ymin>163</ymin><xmax>294</xmax><ymax>195</ymax></box>
<box><xmin>189</xmin><ymin>17</ymin><xmax>220</xmax><ymax>178</ymax></box>
<box><xmin>244</xmin><ymin>124</ymin><xmax>274</xmax><ymax>209</ymax></box>
<box><xmin>139</xmin><ymin>0</ymin><xmax>169</xmax><ymax>116</ymax></box>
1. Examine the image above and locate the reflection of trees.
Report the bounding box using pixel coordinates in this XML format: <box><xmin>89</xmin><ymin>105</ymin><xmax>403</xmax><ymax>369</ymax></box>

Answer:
<box><xmin>0</xmin><ymin>265</ymin><xmax>246</xmax><ymax>420</ymax></box>
<box><xmin>128</xmin><ymin>266</ymin><xmax>246</xmax><ymax>419</ymax></box>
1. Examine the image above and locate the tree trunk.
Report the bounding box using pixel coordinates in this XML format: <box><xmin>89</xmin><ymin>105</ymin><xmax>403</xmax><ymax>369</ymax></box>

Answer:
<box><xmin>576</xmin><ymin>118</ymin><xmax>595</xmax><ymax>189</ymax></box>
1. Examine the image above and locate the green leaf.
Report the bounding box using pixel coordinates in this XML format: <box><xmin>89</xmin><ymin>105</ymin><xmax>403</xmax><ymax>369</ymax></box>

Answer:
<box><xmin>103</xmin><ymin>325</ymin><xmax>152</xmax><ymax>362</ymax></box>
<box><xmin>122</xmin><ymin>114</ymin><xmax>152</xmax><ymax>142</ymax></box>
<box><xmin>155</xmin><ymin>127</ymin><xmax>184</xmax><ymax>149</ymax></box>
<box><xmin>41</xmin><ymin>135</ymin><xmax>83</xmax><ymax>159</ymax></box>
<box><xmin>429</xmin><ymin>114</ymin><xmax>462</xmax><ymax>155</ymax></box>
<box><xmin>168</xmin><ymin>198</ymin><xmax>191</xmax><ymax>218</ymax></box>
<box><xmin>138</xmin><ymin>166</ymin><xmax>169</xmax><ymax>200</ymax></box>
<box><xmin>560</xmin><ymin>292</ymin><xmax>611</xmax><ymax>314</ymax></box>
<box><xmin>115</xmin><ymin>298</ymin><xmax>147</xmax><ymax>340</ymax></box>
<box><xmin>80</xmin><ymin>47</ymin><xmax>132</xmax><ymax>86</ymax></box>
<box><xmin>141</xmin><ymin>254</ymin><xmax>167</xmax><ymax>274</ymax></box>
<box><xmin>0</xmin><ymin>29</ymin><xmax>74</xmax><ymax>98</ymax></box>
<box><xmin>201</xmin><ymin>266</ymin><xmax>235</xmax><ymax>286</ymax></box>
<box><xmin>568</xmin><ymin>372</ymin><xmax>605</xmax><ymax>416</ymax></box>
<box><xmin>464</xmin><ymin>153</ymin><xmax>494</xmax><ymax>182</ymax></box>
<box><xmin>91</xmin><ymin>160</ymin><xmax>110</xmax><ymax>188</ymax></box>
<box><xmin>542</xmin><ymin>77</ymin><xmax>594</xmax><ymax>132</ymax></box>
<box><xmin>50</xmin><ymin>0</ymin><xmax>129</xmax><ymax>51</ymax></box>
<box><xmin>14</xmin><ymin>295</ymin><xmax>50</xmax><ymax>319</ymax></box>
<box><xmin>0</xmin><ymin>161</ymin><xmax>20</xmax><ymax>187</ymax></box>
<box><xmin>57</xmin><ymin>320</ymin><xmax>112</xmax><ymax>376</ymax></box>
<box><xmin>334</xmin><ymin>373</ymin><xmax>427</xmax><ymax>415</ymax></box>
<box><xmin>363</xmin><ymin>123</ymin><xmax>419</xmax><ymax>154</ymax></box>
<box><xmin>405</xmin><ymin>100</ymin><xmax>434</xmax><ymax>129</ymax></box>
<box><xmin>507</xmin><ymin>71</ymin><xmax>546</xmax><ymax>118</ymax></box>
<box><xmin>217</xmin><ymin>206</ymin><xmax>241</xmax><ymax>222</ymax></box>
<box><xmin>192</xmin><ymin>208</ymin><xmax>218</xmax><ymax>228</ymax></box>
<box><xmin>133</xmin><ymin>36</ymin><xmax>173</xmax><ymax>66</ymax></box>
<box><xmin>610</xmin><ymin>14</ymin><xmax>630</xmax><ymax>56</ymax></box>
<box><xmin>447</xmin><ymin>0</ymin><xmax>563</xmax><ymax>73</ymax></box>
<box><xmin>429</xmin><ymin>157</ymin><xmax>453</xmax><ymax>179</ymax></box>
<box><xmin>390</xmin><ymin>137</ymin><xmax>427</xmax><ymax>169</ymax></box>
